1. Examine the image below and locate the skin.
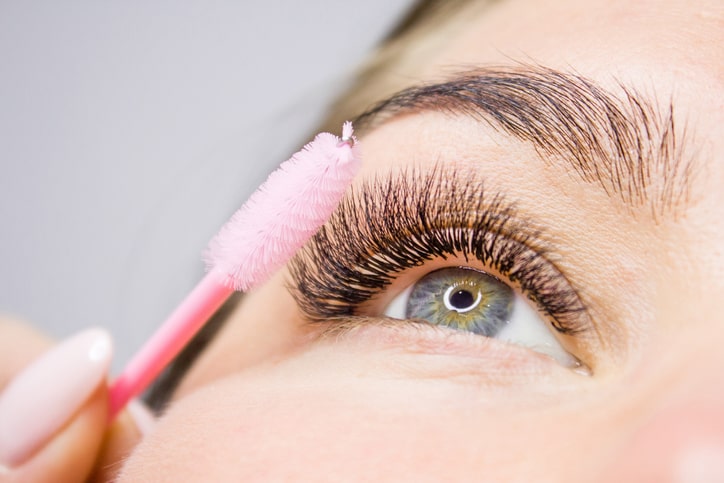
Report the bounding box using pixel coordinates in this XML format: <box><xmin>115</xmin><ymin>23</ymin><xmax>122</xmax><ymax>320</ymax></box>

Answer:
<box><xmin>1</xmin><ymin>0</ymin><xmax>722</xmax><ymax>481</ymax></box>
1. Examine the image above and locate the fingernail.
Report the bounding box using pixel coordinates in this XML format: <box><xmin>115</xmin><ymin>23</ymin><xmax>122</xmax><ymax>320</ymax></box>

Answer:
<box><xmin>0</xmin><ymin>328</ymin><xmax>112</xmax><ymax>467</ymax></box>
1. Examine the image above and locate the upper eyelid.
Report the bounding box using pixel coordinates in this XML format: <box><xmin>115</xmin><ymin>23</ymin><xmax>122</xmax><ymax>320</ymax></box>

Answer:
<box><xmin>288</xmin><ymin>165</ymin><xmax>591</xmax><ymax>336</ymax></box>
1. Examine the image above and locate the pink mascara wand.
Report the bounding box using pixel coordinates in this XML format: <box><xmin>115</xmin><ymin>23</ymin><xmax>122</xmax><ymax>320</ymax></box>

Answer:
<box><xmin>108</xmin><ymin>122</ymin><xmax>360</xmax><ymax>419</ymax></box>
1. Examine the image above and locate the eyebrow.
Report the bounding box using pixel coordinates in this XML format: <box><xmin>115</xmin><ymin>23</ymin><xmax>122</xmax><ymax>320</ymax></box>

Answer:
<box><xmin>355</xmin><ymin>66</ymin><xmax>695</xmax><ymax>220</ymax></box>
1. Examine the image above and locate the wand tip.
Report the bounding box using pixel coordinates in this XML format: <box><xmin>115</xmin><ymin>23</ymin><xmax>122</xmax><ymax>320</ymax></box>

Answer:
<box><xmin>339</xmin><ymin>120</ymin><xmax>355</xmax><ymax>146</ymax></box>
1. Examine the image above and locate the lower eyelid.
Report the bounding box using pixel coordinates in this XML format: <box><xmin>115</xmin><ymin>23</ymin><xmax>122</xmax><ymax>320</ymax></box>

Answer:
<box><xmin>310</xmin><ymin>317</ymin><xmax>589</xmax><ymax>382</ymax></box>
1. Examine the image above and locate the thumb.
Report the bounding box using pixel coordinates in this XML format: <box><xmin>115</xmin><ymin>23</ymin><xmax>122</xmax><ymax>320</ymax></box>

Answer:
<box><xmin>0</xmin><ymin>323</ymin><xmax>112</xmax><ymax>483</ymax></box>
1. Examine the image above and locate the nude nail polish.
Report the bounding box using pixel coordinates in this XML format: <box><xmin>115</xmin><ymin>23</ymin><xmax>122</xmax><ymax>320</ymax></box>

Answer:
<box><xmin>0</xmin><ymin>328</ymin><xmax>112</xmax><ymax>467</ymax></box>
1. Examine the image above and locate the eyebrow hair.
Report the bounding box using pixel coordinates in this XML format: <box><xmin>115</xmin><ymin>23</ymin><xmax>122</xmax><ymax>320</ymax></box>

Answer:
<box><xmin>355</xmin><ymin>65</ymin><xmax>695</xmax><ymax>220</ymax></box>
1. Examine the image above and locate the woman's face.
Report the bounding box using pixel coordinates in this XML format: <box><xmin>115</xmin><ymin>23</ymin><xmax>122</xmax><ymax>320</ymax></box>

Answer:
<box><xmin>120</xmin><ymin>0</ymin><xmax>724</xmax><ymax>480</ymax></box>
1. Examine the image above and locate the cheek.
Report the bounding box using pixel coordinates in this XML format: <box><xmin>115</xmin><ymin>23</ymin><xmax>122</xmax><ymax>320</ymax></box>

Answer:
<box><xmin>121</xmin><ymin>378</ymin><xmax>495</xmax><ymax>481</ymax></box>
<box><xmin>173</xmin><ymin>270</ymin><xmax>302</xmax><ymax>399</ymax></box>
<box><xmin>118</xmin><ymin>348</ymin><xmax>621</xmax><ymax>482</ymax></box>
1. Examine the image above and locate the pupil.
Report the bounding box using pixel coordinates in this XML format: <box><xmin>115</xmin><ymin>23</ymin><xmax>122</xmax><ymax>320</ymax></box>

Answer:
<box><xmin>449</xmin><ymin>289</ymin><xmax>475</xmax><ymax>309</ymax></box>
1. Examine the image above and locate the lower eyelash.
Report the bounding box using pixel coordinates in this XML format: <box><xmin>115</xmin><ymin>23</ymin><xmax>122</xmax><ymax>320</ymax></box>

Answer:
<box><xmin>289</xmin><ymin>165</ymin><xmax>589</xmax><ymax>335</ymax></box>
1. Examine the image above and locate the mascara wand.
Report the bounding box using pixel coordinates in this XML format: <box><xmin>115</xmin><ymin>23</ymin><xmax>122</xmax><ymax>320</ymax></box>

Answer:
<box><xmin>108</xmin><ymin>122</ymin><xmax>360</xmax><ymax>419</ymax></box>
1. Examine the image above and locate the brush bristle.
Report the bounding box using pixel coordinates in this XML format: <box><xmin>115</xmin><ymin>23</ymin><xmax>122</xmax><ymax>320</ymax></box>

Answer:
<box><xmin>204</xmin><ymin>122</ymin><xmax>361</xmax><ymax>291</ymax></box>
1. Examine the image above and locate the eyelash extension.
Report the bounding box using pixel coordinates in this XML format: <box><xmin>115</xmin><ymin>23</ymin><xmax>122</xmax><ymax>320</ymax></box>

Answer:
<box><xmin>288</xmin><ymin>165</ymin><xmax>589</xmax><ymax>335</ymax></box>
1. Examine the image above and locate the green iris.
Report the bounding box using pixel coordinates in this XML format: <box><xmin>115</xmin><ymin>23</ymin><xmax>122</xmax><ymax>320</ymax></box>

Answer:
<box><xmin>406</xmin><ymin>267</ymin><xmax>514</xmax><ymax>336</ymax></box>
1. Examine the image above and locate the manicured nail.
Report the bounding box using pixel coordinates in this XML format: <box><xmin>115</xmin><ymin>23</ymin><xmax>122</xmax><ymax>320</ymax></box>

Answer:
<box><xmin>0</xmin><ymin>328</ymin><xmax>112</xmax><ymax>467</ymax></box>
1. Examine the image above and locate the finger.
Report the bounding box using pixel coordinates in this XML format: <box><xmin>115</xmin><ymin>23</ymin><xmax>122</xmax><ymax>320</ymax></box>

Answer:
<box><xmin>0</xmin><ymin>318</ymin><xmax>53</xmax><ymax>389</ymax></box>
<box><xmin>2</xmin><ymin>385</ymin><xmax>107</xmax><ymax>483</ymax></box>
<box><xmin>0</xmin><ymin>327</ymin><xmax>112</xmax><ymax>481</ymax></box>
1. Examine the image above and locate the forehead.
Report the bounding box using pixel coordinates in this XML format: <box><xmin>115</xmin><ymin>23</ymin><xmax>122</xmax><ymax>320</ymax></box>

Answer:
<box><xmin>425</xmin><ymin>0</ymin><xmax>723</xmax><ymax>75</ymax></box>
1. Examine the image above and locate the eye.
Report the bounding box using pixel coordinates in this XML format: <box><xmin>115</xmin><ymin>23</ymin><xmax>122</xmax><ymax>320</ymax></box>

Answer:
<box><xmin>383</xmin><ymin>267</ymin><xmax>581</xmax><ymax>368</ymax></box>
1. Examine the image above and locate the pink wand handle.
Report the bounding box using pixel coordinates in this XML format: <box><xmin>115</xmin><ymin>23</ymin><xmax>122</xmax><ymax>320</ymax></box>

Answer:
<box><xmin>108</xmin><ymin>272</ymin><xmax>234</xmax><ymax>419</ymax></box>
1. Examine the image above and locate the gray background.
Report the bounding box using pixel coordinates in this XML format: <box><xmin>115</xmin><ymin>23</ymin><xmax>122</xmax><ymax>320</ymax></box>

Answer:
<box><xmin>0</xmin><ymin>1</ymin><xmax>414</xmax><ymax>370</ymax></box>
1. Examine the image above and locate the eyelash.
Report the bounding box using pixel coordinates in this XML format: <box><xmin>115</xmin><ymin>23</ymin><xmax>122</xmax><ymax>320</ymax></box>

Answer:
<box><xmin>289</xmin><ymin>165</ymin><xmax>589</xmax><ymax>335</ymax></box>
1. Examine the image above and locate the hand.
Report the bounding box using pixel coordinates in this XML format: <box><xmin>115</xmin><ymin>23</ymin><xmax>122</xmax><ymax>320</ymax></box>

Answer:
<box><xmin>0</xmin><ymin>318</ymin><xmax>152</xmax><ymax>483</ymax></box>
